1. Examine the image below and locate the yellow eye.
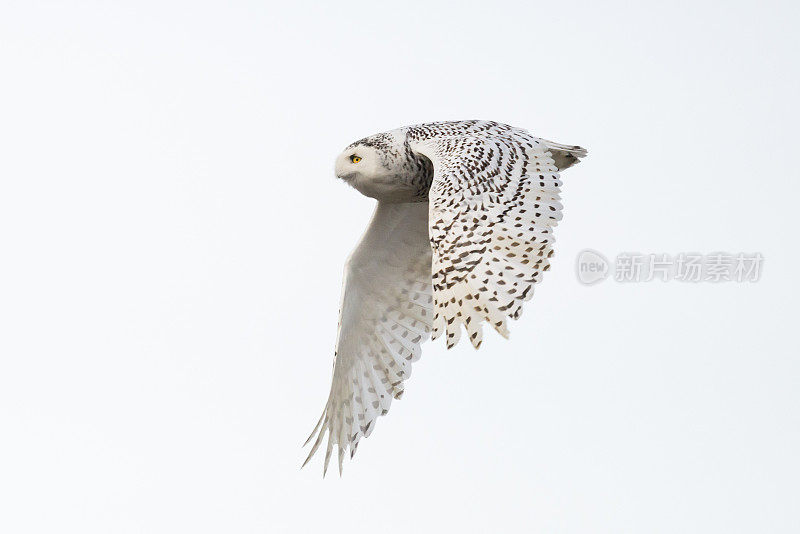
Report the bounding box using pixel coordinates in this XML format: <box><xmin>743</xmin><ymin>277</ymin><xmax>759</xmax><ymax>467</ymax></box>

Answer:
<box><xmin>350</xmin><ymin>155</ymin><xmax>362</xmax><ymax>163</ymax></box>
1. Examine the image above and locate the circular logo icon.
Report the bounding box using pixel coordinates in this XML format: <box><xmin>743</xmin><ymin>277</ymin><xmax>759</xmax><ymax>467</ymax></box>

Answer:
<box><xmin>576</xmin><ymin>249</ymin><xmax>610</xmax><ymax>285</ymax></box>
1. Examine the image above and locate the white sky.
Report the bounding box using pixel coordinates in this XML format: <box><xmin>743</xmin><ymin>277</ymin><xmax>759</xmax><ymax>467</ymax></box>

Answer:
<box><xmin>1</xmin><ymin>1</ymin><xmax>798</xmax><ymax>532</ymax></box>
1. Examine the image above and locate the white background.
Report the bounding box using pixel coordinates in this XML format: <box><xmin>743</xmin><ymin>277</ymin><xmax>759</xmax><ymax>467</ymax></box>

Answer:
<box><xmin>1</xmin><ymin>1</ymin><xmax>798</xmax><ymax>532</ymax></box>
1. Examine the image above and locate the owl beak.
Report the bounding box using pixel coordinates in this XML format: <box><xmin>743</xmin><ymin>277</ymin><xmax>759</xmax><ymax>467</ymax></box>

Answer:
<box><xmin>334</xmin><ymin>154</ymin><xmax>355</xmax><ymax>181</ymax></box>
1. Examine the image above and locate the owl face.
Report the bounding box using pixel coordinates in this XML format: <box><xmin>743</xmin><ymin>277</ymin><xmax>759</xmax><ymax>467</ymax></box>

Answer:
<box><xmin>334</xmin><ymin>143</ymin><xmax>384</xmax><ymax>183</ymax></box>
<box><xmin>334</xmin><ymin>142</ymin><xmax>416</xmax><ymax>203</ymax></box>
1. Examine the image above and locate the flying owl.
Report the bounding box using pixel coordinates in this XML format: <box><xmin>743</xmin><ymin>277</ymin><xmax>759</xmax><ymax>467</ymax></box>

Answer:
<box><xmin>303</xmin><ymin>121</ymin><xmax>586</xmax><ymax>475</ymax></box>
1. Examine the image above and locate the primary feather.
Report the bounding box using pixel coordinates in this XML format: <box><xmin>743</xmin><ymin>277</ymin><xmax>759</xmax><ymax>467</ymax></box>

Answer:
<box><xmin>304</xmin><ymin>121</ymin><xmax>586</xmax><ymax>475</ymax></box>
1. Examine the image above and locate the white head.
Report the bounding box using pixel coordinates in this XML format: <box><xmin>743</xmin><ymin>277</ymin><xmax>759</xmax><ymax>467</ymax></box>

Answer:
<box><xmin>334</xmin><ymin>143</ymin><xmax>402</xmax><ymax>201</ymax></box>
<box><xmin>334</xmin><ymin>135</ymin><xmax>433</xmax><ymax>203</ymax></box>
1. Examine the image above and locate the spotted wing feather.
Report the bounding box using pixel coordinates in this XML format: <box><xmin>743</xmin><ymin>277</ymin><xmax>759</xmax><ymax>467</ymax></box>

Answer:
<box><xmin>407</xmin><ymin>121</ymin><xmax>585</xmax><ymax>349</ymax></box>
<box><xmin>302</xmin><ymin>202</ymin><xmax>433</xmax><ymax>475</ymax></box>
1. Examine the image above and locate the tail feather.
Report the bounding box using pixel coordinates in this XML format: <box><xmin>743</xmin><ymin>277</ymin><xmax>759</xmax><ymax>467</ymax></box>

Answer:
<box><xmin>540</xmin><ymin>139</ymin><xmax>587</xmax><ymax>170</ymax></box>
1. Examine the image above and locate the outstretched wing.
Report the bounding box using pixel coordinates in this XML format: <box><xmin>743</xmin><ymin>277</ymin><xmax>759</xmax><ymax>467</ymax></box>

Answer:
<box><xmin>408</xmin><ymin>121</ymin><xmax>586</xmax><ymax>349</ymax></box>
<box><xmin>303</xmin><ymin>202</ymin><xmax>433</xmax><ymax>476</ymax></box>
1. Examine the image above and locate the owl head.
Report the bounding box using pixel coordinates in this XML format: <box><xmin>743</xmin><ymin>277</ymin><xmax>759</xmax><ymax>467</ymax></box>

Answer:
<box><xmin>334</xmin><ymin>136</ymin><xmax>420</xmax><ymax>202</ymax></box>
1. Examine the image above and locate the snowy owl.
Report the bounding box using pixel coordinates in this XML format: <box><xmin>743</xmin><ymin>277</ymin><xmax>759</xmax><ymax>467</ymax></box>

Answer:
<box><xmin>303</xmin><ymin>121</ymin><xmax>586</xmax><ymax>475</ymax></box>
